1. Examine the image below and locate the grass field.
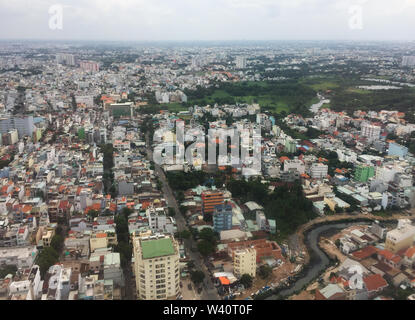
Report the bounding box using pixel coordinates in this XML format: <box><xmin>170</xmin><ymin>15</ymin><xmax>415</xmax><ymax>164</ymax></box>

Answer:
<box><xmin>159</xmin><ymin>103</ymin><xmax>189</xmax><ymax>113</ymax></box>
<box><xmin>187</xmin><ymin>80</ymin><xmax>316</xmax><ymax>115</ymax></box>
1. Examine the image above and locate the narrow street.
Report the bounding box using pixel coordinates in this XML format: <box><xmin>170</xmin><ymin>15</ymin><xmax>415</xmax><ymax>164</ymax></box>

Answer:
<box><xmin>145</xmin><ymin>133</ymin><xmax>220</xmax><ymax>300</ymax></box>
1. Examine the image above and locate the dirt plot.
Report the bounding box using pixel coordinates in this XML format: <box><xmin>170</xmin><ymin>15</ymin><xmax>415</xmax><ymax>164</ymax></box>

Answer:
<box><xmin>237</xmin><ymin>259</ymin><xmax>297</xmax><ymax>300</ymax></box>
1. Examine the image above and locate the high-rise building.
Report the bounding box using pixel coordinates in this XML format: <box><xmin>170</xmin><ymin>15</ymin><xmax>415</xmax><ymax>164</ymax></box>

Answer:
<box><xmin>402</xmin><ymin>56</ymin><xmax>415</xmax><ymax>67</ymax></box>
<box><xmin>56</xmin><ymin>53</ymin><xmax>75</xmax><ymax>66</ymax></box>
<box><xmin>285</xmin><ymin>138</ymin><xmax>297</xmax><ymax>154</ymax></box>
<box><xmin>233</xmin><ymin>248</ymin><xmax>257</xmax><ymax>278</ymax></box>
<box><xmin>235</xmin><ymin>56</ymin><xmax>247</xmax><ymax>69</ymax></box>
<box><xmin>133</xmin><ymin>234</ymin><xmax>180</xmax><ymax>300</ymax></box>
<box><xmin>354</xmin><ymin>165</ymin><xmax>375</xmax><ymax>182</ymax></box>
<box><xmin>213</xmin><ymin>203</ymin><xmax>233</xmax><ymax>233</ymax></box>
<box><xmin>80</xmin><ymin>61</ymin><xmax>100</xmax><ymax>72</ymax></box>
<box><xmin>0</xmin><ymin>115</ymin><xmax>34</xmax><ymax>139</ymax></box>
<box><xmin>310</xmin><ymin>163</ymin><xmax>329</xmax><ymax>179</ymax></box>
<box><xmin>361</xmin><ymin>123</ymin><xmax>381</xmax><ymax>140</ymax></box>
<box><xmin>202</xmin><ymin>190</ymin><xmax>224</xmax><ymax>218</ymax></box>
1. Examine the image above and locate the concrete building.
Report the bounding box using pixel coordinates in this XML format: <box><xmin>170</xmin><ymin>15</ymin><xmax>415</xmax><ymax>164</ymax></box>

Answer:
<box><xmin>0</xmin><ymin>246</ymin><xmax>38</xmax><ymax>269</ymax></box>
<box><xmin>56</xmin><ymin>53</ymin><xmax>75</xmax><ymax>66</ymax></box>
<box><xmin>80</xmin><ymin>61</ymin><xmax>100</xmax><ymax>72</ymax></box>
<box><xmin>202</xmin><ymin>190</ymin><xmax>224</xmax><ymax>218</ymax></box>
<box><xmin>233</xmin><ymin>248</ymin><xmax>257</xmax><ymax>278</ymax></box>
<box><xmin>0</xmin><ymin>115</ymin><xmax>34</xmax><ymax>139</ymax></box>
<box><xmin>235</xmin><ymin>56</ymin><xmax>247</xmax><ymax>69</ymax></box>
<box><xmin>388</xmin><ymin>142</ymin><xmax>408</xmax><ymax>158</ymax></box>
<box><xmin>402</xmin><ymin>56</ymin><xmax>415</xmax><ymax>67</ymax></box>
<box><xmin>284</xmin><ymin>158</ymin><xmax>305</xmax><ymax>174</ymax></box>
<box><xmin>133</xmin><ymin>234</ymin><xmax>180</xmax><ymax>300</ymax></box>
<box><xmin>361</xmin><ymin>123</ymin><xmax>381</xmax><ymax>140</ymax></box>
<box><xmin>310</xmin><ymin>163</ymin><xmax>329</xmax><ymax>179</ymax></box>
<box><xmin>213</xmin><ymin>203</ymin><xmax>233</xmax><ymax>233</ymax></box>
<box><xmin>354</xmin><ymin>165</ymin><xmax>375</xmax><ymax>183</ymax></box>
<box><xmin>385</xmin><ymin>223</ymin><xmax>415</xmax><ymax>253</ymax></box>
<box><xmin>256</xmin><ymin>211</ymin><xmax>267</xmax><ymax>231</ymax></box>
<box><xmin>285</xmin><ymin>138</ymin><xmax>297</xmax><ymax>154</ymax></box>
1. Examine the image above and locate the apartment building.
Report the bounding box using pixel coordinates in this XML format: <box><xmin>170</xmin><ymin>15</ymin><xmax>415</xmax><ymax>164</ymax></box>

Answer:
<box><xmin>233</xmin><ymin>248</ymin><xmax>257</xmax><ymax>278</ymax></box>
<box><xmin>385</xmin><ymin>223</ymin><xmax>415</xmax><ymax>253</ymax></box>
<box><xmin>310</xmin><ymin>163</ymin><xmax>329</xmax><ymax>179</ymax></box>
<box><xmin>202</xmin><ymin>190</ymin><xmax>224</xmax><ymax>218</ymax></box>
<box><xmin>213</xmin><ymin>203</ymin><xmax>233</xmax><ymax>233</ymax></box>
<box><xmin>361</xmin><ymin>123</ymin><xmax>381</xmax><ymax>140</ymax></box>
<box><xmin>133</xmin><ymin>234</ymin><xmax>180</xmax><ymax>300</ymax></box>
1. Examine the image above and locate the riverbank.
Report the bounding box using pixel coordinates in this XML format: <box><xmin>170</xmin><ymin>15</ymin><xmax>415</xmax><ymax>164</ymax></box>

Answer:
<box><xmin>259</xmin><ymin>210</ymin><xmax>415</xmax><ymax>300</ymax></box>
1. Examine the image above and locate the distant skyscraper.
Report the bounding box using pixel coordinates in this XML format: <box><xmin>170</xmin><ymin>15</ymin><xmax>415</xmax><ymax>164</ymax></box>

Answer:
<box><xmin>80</xmin><ymin>61</ymin><xmax>100</xmax><ymax>72</ymax></box>
<box><xmin>56</xmin><ymin>54</ymin><xmax>75</xmax><ymax>66</ymax></box>
<box><xmin>236</xmin><ymin>56</ymin><xmax>247</xmax><ymax>69</ymax></box>
<box><xmin>0</xmin><ymin>115</ymin><xmax>34</xmax><ymax>139</ymax></box>
<box><xmin>402</xmin><ymin>56</ymin><xmax>415</xmax><ymax>67</ymax></box>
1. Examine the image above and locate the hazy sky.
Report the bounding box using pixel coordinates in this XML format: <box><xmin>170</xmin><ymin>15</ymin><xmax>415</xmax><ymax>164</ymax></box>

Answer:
<box><xmin>0</xmin><ymin>0</ymin><xmax>414</xmax><ymax>41</ymax></box>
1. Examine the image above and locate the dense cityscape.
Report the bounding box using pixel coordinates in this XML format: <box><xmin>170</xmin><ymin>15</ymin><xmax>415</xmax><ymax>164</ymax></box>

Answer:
<box><xmin>0</xmin><ymin>39</ymin><xmax>414</xmax><ymax>302</ymax></box>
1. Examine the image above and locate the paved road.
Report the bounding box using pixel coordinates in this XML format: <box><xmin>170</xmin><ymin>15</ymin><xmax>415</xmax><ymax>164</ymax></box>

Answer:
<box><xmin>146</xmin><ymin>133</ymin><xmax>220</xmax><ymax>300</ymax></box>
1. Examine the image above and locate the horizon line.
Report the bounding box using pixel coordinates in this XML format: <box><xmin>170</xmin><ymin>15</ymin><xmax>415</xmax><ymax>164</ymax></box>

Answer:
<box><xmin>0</xmin><ymin>38</ymin><xmax>414</xmax><ymax>43</ymax></box>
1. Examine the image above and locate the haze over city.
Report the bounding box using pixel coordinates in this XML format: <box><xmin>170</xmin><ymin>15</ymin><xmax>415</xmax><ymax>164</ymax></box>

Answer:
<box><xmin>1</xmin><ymin>0</ymin><xmax>415</xmax><ymax>41</ymax></box>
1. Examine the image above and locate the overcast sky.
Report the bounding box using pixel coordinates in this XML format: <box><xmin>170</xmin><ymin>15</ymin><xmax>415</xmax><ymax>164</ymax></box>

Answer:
<box><xmin>0</xmin><ymin>0</ymin><xmax>414</xmax><ymax>41</ymax></box>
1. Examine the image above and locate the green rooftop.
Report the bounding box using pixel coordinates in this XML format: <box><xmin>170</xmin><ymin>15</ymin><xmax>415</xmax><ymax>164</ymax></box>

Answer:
<box><xmin>141</xmin><ymin>238</ymin><xmax>175</xmax><ymax>259</ymax></box>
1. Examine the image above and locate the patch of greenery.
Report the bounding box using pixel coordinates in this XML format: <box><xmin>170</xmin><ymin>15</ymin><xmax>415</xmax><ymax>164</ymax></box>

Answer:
<box><xmin>184</xmin><ymin>80</ymin><xmax>316</xmax><ymax>116</ymax></box>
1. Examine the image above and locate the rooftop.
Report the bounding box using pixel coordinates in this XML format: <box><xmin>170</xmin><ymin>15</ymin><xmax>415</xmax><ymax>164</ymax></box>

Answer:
<box><xmin>141</xmin><ymin>237</ymin><xmax>175</xmax><ymax>259</ymax></box>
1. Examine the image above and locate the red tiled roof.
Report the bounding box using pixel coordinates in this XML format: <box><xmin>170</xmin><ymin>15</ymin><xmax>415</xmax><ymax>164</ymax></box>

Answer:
<box><xmin>405</xmin><ymin>247</ymin><xmax>415</xmax><ymax>259</ymax></box>
<box><xmin>352</xmin><ymin>246</ymin><xmax>378</xmax><ymax>260</ymax></box>
<box><xmin>363</xmin><ymin>274</ymin><xmax>388</xmax><ymax>292</ymax></box>
<box><xmin>378</xmin><ymin>249</ymin><xmax>395</xmax><ymax>260</ymax></box>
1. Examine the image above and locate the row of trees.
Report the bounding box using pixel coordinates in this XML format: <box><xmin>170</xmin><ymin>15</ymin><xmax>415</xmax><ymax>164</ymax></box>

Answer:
<box><xmin>100</xmin><ymin>144</ymin><xmax>117</xmax><ymax>198</ymax></box>
<box><xmin>36</xmin><ymin>227</ymin><xmax>65</xmax><ymax>277</ymax></box>
<box><xmin>166</xmin><ymin>171</ymin><xmax>226</xmax><ymax>192</ymax></box>
<box><xmin>113</xmin><ymin>208</ymin><xmax>134</xmax><ymax>268</ymax></box>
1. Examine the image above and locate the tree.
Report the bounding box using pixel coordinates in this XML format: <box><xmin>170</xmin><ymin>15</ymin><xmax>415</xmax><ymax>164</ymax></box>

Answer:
<box><xmin>178</xmin><ymin>230</ymin><xmax>191</xmax><ymax>240</ymax></box>
<box><xmin>37</xmin><ymin>247</ymin><xmax>59</xmax><ymax>277</ymax></box>
<box><xmin>87</xmin><ymin>210</ymin><xmax>100</xmax><ymax>220</ymax></box>
<box><xmin>187</xmin><ymin>261</ymin><xmax>195</xmax><ymax>270</ymax></box>
<box><xmin>191</xmin><ymin>270</ymin><xmax>205</xmax><ymax>285</ymax></box>
<box><xmin>168</xmin><ymin>208</ymin><xmax>176</xmax><ymax>217</ymax></box>
<box><xmin>197</xmin><ymin>240</ymin><xmax>215</xmax><ymax>257</ymax></box>
<box><xmin>240</xmin><ymin>274</ymin><xmax>253</xmax><ymax>289</ymax></box>
<box><xmin>335</xmin><ymin>239</ymin><xmax>341</xmax><ymax>248</ymax></box>
<box><xmin>114</xmin><ymin>242</ymin><xmax>132</xmax><ymax>268</ymax></box>
<box><xmin>258</xmin><ymin>265</ymin><xmax>273</xmax><ymax>279</ymax></box>
<box><xmin>0</xmin><ymin>265</ymin><xmax>17</xmax><ymax>278</ymax></box>
<box><xmin>50</xmin><ymin>234</ymin><xmax>64</xmax><ymax>253</ymax></box>
<box><xmin>199</xmin><ymin>228</ymin><xmax>217</xmax><ymax>243</ymax></box>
